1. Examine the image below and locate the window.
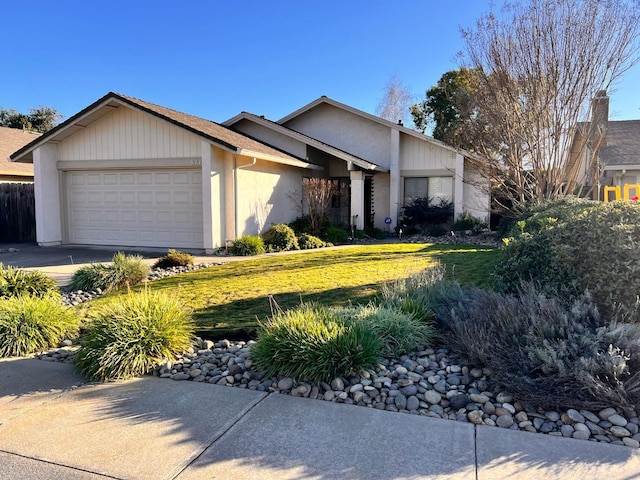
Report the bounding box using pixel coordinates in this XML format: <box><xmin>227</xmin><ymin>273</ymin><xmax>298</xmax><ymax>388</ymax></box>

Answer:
<box><xmin>403</xmin><ymin>177</ymin><xmax>453</xmax><ymax>205</ymax></box>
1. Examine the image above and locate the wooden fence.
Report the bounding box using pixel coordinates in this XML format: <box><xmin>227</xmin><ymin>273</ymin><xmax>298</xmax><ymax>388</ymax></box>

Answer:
<box><xmin>0</xmin><ymin>183</ymin><xmax>35</xmax><ymax>242</ymax></box>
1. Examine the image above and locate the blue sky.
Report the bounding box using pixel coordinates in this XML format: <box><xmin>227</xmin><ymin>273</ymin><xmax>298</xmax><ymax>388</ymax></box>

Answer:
<box><xmin>3</xmin><ymin>1</ymin><xmax>639</xmax><ymax>124</ymax></box>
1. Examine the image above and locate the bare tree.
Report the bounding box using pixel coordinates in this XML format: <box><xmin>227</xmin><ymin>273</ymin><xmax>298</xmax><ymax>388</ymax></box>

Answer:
<box><xmin>461</xmin><ymin>0</ymin><xmax>640</xmax><ymax>213</ymax></box>
<box><xmin>375</xmin><ymin>75</ymin><xmax>415</xmax><ymax>126</ymax></box>
<box><xmin>289</xmin><ymin>178</ymin><xmax>342</xmax><ymax>235</ymax></box>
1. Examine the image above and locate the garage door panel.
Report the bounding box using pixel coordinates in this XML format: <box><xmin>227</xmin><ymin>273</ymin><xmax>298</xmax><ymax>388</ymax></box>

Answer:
<box><xmin>67</xmin><ymin>169</ymin><xmax>203</xmax><ymax>248</ymax></box>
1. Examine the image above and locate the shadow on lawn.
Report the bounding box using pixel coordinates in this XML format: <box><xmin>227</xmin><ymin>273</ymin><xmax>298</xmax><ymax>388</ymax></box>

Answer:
<box><xmin>193</xmin><ymin>284</ymin><xmax>380</xmax><ymax>340</ymax></box>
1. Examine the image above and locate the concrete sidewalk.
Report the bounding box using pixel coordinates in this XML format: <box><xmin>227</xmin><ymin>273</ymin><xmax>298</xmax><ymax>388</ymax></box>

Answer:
<box><xmin>1</xmin><ymin>359</ymin><xmax>639</xmax><ymax>479</ymax></box>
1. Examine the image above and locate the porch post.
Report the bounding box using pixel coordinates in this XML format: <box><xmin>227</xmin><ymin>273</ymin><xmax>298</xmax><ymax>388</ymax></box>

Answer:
<box><xmin>350</xmin><ymin>170</ymin><xmax>365</xmax><ymax>230</ymax></box>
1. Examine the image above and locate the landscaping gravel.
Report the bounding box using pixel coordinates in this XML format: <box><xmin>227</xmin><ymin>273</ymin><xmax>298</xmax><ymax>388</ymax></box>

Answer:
<box><xmin>35</xmin><ymin>336</ymin><xmax>640</xmax><ymax>449</ymax></box>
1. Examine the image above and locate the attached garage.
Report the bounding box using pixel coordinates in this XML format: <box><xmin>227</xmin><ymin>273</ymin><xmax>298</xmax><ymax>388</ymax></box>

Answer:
<box><xmin>9</xmin><ymin>92</ymin><xmax>322</xmax><ymax>251</ymax></box>
<box><xmin>65</xmin><ymin>169</ymin><xmax>203</xmax><ymax>248</ymax></box>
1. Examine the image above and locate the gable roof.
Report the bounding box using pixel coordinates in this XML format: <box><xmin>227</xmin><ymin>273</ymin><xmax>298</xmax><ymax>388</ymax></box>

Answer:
<box><xmin>277</xmin><ymin>95</ymin><xmax>472</xmax><ymax>157</ymax></box>
<box><xmin>0</xmin><ymin>126</ymin><xmax>38</xmax><ymax>177</ymax></box>
<box><xmin>223</xmin><ymin>111</ymin><xmax>388</xmax><ymax>172</ymax></box>
<box><xmin>10</xmin><ymin>92</ymin><xmax>322</xmax><ymax>171</ymax></box>
<box><xmin>600</xmin><ymin>120</ymin><xmax>640</xmax><ymax>168</ymax></box>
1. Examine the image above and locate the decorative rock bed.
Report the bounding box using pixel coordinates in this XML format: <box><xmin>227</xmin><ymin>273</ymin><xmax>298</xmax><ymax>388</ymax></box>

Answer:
<box><xmin>38</xmin><ymin>234</ymin><xmax>640</xmax><ymax>449</ymax></box>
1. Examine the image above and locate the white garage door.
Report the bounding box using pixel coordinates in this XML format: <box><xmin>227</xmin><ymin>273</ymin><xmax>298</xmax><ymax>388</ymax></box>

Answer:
<box><xmin>66</xmin><ymin>169</ymin><xmax>203</xmax><ymax>248</ymax></box>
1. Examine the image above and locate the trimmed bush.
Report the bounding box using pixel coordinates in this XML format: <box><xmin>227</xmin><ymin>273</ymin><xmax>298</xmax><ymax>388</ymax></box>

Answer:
<box><xmin>0</xmin><ymin>296</ymin><xmax>79</xmax><ymax>357</ymax></box>
<box><xmin>70</xmin><ymin>252</ymin><xmax>150</xmax><ymax>292</ymax></box>
<box><xmin>0</xmin><ymin>263</ymin><xmax>60</xmax><ymax>299</ymax></box>
<box><xmin>494</xmin><ymin>199</ymin><xmax>640</xmax><ymax>316</ymax></box>
<box><xmin>298</xmin><ymin>233</ymin><xmax>328</xmax><ymax>250</ymax></box>
<box><xmin>364</xmin><ymin>227</ymin><xmax>385</xmax><ymax>240</ymax></box>
<box><xmin>153</xmin><ymin>249</ymin><xmax>194</xmax><ymax>269</ymax></box>
<box><xmin>262</xmin><ymin>224</ymin><xmax>299</xmax><ymax>252</ymax></box>
<box><xmin>231</xmin><ymin>235</ymin><xmax>266</xmax><ymax>256</ymax></box>
<box><xmin>400</xmin><ymin>197</ymin><xmax>453</xmax><ymax>235</ymax></box>
<box><xmin>434</xmin><ymin>283</ymin><xmax>640</xmax><ymax>413</ymax></box>
<box><xmin>325</xmin><ymin>226</ymin><xmax>349</xmax><ymax>244</ymax></box>
<box><xmin>424</xmin><ymin>224</ymin><xmax>448</xmax><ymax>237</ymax></box>
<box><xmin>75</xmin><ymin>290</ymin><xmax>194</xmax><ymax>381</ymax></box>
<box><xmin>340</xmin><ymin>304</ymin><xmax>433</xmax><ymax>357</ymax></box>
<box><xmin>250</xmin><ymin>303</ymin><xmax>381</xmax><ymax>384</ymax></box>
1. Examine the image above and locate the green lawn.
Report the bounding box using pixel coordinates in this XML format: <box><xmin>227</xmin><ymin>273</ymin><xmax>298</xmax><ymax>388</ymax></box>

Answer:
<box><xmin>83</xmin><ymin>243</ymin><xmax>498</xmax><ymax>339</ymax></box>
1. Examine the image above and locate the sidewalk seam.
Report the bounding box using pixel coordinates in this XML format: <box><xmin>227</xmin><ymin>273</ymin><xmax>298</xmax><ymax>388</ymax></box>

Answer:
<box><xmin>0</xmin><ymin>449</ymin><xmax>120</xmax><ymax>479</ymax></box>
<box><xmin>474</xmin><ymin>425</ymin><xmax>479</xmax><ymax>480</ymax></box>
<box><xmin>169</xmin><ymin>391</ymin><xmax>269</xmax><ymax>480</ymax></box>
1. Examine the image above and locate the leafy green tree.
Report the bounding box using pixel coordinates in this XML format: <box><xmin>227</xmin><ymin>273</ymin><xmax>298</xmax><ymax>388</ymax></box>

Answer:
<box><xmin>0</xmin><ymin>106</ymin><xmax>62</xmax><ymax>133</ymax></box>
<box><xmin>411</xmin><ymin>68</ymin><xmax>484</xmax><ymax>151</ymax></box>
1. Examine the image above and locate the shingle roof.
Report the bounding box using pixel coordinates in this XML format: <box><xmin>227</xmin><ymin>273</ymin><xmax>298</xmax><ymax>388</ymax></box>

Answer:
<box><xmin>113</xmin><ymin>93</ymin><xmax>307</xmax><ymax>162</ymax></box>
<box><xmin>600</xmin><ymin>120</ymin><xmax>640</xmax><ymax>167</ymax></box>
<box><xmin>11</xmin><ymin>92</ymin><xmax>320</xmax><ymax>170</ymax></box>
<box><xmin>0</xmin><ymin>126</ymin><xmax>38</xmax><ymax>177</ymax></box>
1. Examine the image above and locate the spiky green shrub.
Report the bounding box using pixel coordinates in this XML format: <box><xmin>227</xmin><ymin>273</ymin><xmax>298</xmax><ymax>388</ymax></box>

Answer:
<box><xmin>0</xmin><ymin>296</ymin><xmax>79</xmax><ymax>357</ymax></box>
<box><xmin>262</xmin><ymin>224</ymin><xmax>299</xmax><ymax>252</ymax></box>
<box><xmin>494</xmin><ymin>199</ymin><xmax>640</xmax><ymax>316</ymax></box>
<box><xmin>231</xmin><ymin>235</ymin><xmax>266</xmax><ymax>256</ymax></box>
<box><xmin>298</xmin><ymin>233</ymin><xmax>328</xmax><ymax>250</ymax></box>
<box><xmin>250</xmin><ymin>303</ymin><xmax>381</xmax><ymax>384</ymax></box>
<box><xmin>70</xmin><ymin>252</ymin><xmax>150</xmax><ymax>292</ymax></box>
<box><xmin>75</xmin><ymin>290</ymin><xmax>194</xmax><ymax>381</ymax></box>
<box><xmin>434</xmin><ymin>283</ymin><xmax>640</xmax><ymax>413</ymax></box>
<box><xmin>153</xmin><ymin>249</ymin><xmax>194</xmax><ymax>269</ymax></box>
<box><xmin>339</xmin><ymin>304</ymin><xmax>433</xmax><ymax>357</ymax></box>
<box><xmin>0</xmin><ymin>264</ymin><xmax>60</xmax><ymax>299</ymax></box>
<box><xmin>325</xmin><ymin>226</ymin><xmax>348</xmax><ymax>244</ymax></box>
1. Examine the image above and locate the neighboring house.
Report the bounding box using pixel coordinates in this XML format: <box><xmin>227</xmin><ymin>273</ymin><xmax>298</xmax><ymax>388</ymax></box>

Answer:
<box><xmin>11</xmin><ymin>92</ymin><xmax>490</xmax><ymax>251</ymax></box>
<box><xmin>224</xmin><ymin>96</ymin><xmax>490</xmax><ymax>231</ymax></box>
<box><xmin>570</xmin><ymin>91</ymin><xmax>640</xmax><ymax>199</ymax></box>
<box><xmin>0</xmin><ymin>126</ymin><xmax>39</xmax><ymax>182</ymax></box>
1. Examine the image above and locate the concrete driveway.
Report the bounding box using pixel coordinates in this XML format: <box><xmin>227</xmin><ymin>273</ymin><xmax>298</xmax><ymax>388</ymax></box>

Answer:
<box><xmin>0</xmin><ymin>243</ymin><xmax>181</xmax><ymax>287</ymax></box>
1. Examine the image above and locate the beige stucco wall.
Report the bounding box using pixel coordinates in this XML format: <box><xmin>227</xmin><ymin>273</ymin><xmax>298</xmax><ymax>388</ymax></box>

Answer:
<box><xmin>462</xmin><ymin>164</ymin><xmax>491</xmax><ymax>221</ymax></box>
<box><xmin>235</xmin><ymin>158</ymin><xmax>304</xmax><ymax>236</ymax></box>
<box><xmin>372</xmin><ymin>172</ymin><xmax>391</xmax><ymax>231</ymax></box>
<box><xmin>283</xmin><ymin>103</ymin><xmax>392</xmax><ymax>169</ymax></box>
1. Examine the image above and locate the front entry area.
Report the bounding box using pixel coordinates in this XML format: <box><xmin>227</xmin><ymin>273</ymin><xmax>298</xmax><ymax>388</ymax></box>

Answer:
<box><xmin>64</xmin><ymin>168</ymin><xmax>204</xmax><ymax>248</ymax></box>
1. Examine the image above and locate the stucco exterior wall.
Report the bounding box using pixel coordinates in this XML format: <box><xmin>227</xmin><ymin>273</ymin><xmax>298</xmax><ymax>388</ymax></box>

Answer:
<box><xmin>282</xmin><ymin>104</ymin><xmax>391</xmax><ymax>169</ymax></box>
<box><xmin>58</xmin><ymin>107</ymin><xmax>201</xmax><ymax>161</ymax></box>
<box><xmin>235</xmin><ymin>158</ymin><xmax>303</xmax><ymax>236</ymax></box>
<box><xmin>462</xmin><ymin>164</ymin><xmax>491</xmax><ymax>221</ymax></box>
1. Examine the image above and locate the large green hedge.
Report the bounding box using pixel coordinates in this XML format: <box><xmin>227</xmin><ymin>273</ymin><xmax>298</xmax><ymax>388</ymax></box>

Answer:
<box><xmin>494</xmin><ymin>198</ymin><xmax>640</xmax><ymax>317</ymax></box>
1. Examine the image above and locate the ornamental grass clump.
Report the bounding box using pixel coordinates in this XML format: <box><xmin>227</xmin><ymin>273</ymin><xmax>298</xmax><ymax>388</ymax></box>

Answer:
<box><xmin>152</xmin><ymin>249</ymin><xmax>194</xmax><ymax>269</ymax></box>
<box><xmin>75</xmin><ymin>290</ymin><xmax>194</xmax><ymax>381</ymax></box>
<box><xmin>339</xmin><ymin>303</ymin><xmax>433</xmax><ymax>357</ymax></box>
<box><xmin>250</xmin><ymin>303</ymin><xmax>381</xmax><ymax>384</ymax></box>
<box><xmin>231</xmin><ymin>235</ymin><xmax>266</xmax><ymax>256</ymax></box>
<box><xmin>0</xmin><ymin>263</ymin><xmax>60</xmax><ymax>299</ymax></box>
<box><xmin>0</xmin><ymin>295</ymin><xmax>79</xmax><ymax>357</ymax></box>
<box><xmin>71</xmin><ymin>252</ymin><xmax>150</xmax><ymax>292</ymax></box>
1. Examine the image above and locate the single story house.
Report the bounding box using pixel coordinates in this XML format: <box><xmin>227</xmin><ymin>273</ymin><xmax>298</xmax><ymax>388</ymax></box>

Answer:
<box><xmin>11</xmin><ymin>92</ymin><xmax>490</xmax><ymax>251</ymax></box>
<box><xmin>570</xmin><ymin>91</ymin><xmax>640</xmax><ymax>200</ymax></box>
<box><xmin>0</xmin><ymin>126</ymin><xmax>38</xmax><ymax>182</ymax></box>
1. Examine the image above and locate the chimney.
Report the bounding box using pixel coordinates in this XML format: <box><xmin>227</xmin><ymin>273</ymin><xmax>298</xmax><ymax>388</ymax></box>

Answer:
<box><xmin>591</xmin><ymin>90</ymin><xmax>609</xmax><ymax>143</ymax></box>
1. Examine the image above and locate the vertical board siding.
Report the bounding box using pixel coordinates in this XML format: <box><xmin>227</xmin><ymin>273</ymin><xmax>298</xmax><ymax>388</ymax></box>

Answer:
<box><xmin>0</xmin><ymin>183</ymin><xmax>35</xmax><ymax>242</ymax></box>
<box><xmin>400</xmin><ymin>136</ymin><xmax>455</xmax><ymax>171</ymax></box>
<box><xmin>58</xmin><ymin>107</ymin><xmax>201</xmax><ymax>161</ymax></box>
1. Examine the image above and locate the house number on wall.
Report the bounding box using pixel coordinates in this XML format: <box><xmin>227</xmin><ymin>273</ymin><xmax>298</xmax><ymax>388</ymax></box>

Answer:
<box><xmin>190</xmin><ymin>159</ymin><xmax>202</xmax><ymax>166</ymax></box>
